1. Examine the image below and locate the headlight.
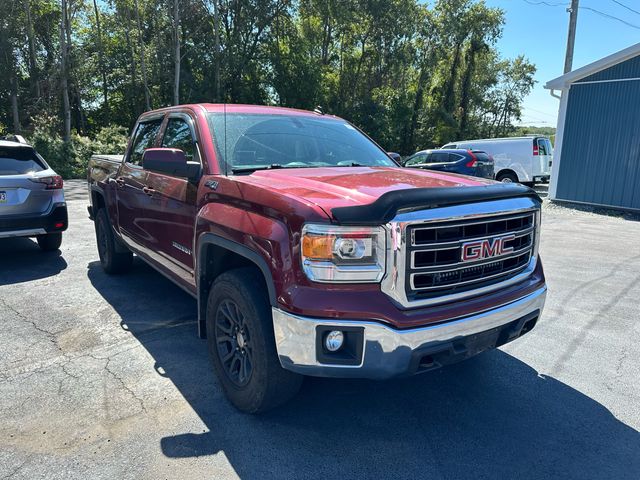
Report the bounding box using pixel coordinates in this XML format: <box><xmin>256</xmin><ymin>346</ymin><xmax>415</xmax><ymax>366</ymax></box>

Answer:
<box><xmin>301</xmin><ymin>224</ymin><xmax>386</xmax><ymax>283</ymax></box>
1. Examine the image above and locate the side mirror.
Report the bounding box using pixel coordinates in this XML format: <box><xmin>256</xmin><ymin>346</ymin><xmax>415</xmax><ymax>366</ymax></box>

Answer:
<box><xmin>142</xmin><ymin>148</ymin><xmax>201</xmax><ymax>181</ymax></box>
<box><xmin>387</xmin><ymin>152</ymin><xmax>402</xmax><ymax>164</ymax></box>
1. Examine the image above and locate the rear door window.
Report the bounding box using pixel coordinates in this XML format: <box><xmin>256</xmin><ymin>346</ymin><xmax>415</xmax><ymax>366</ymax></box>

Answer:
<box><xmin>161</xmin><ymin>118</ymin><xmax>197</xmax><ymax>163</ymax></box>
<box><xmin>0</xmin><ymin>147</ymin><xmax>46</xmax><ymax>175</ymax></box>
<box><xmin>537</xmin><ymin>138</ymin><xmax>552</xmax><ymax>156</ymax></box>
<box><xmin>429</xmin><ymin>152</ymin><xmax>451</xmax><ymax>163</ymax></box>
<box><xmin>128</xmin><ymin>119</ymin><xmax>163</xmax><ymax>166</ymax></box>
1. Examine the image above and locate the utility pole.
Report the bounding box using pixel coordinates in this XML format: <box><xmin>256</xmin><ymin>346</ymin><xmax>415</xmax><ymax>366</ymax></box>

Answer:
<box><xmin>563</xmin><ymin>0</ymin><xmax>579</xmax><ymax>73</ymax></box>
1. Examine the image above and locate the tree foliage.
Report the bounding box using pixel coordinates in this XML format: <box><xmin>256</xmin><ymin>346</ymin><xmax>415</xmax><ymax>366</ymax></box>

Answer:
<box><xmin>0</xmin><ymin>0</ymin><xmax>537</xmax><ymax>174</ymax></box>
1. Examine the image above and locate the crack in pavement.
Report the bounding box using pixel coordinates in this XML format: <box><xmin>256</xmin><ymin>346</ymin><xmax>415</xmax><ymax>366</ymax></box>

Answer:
<box><xmin>0</xmin><ymin>298</ymin><xmax>60</xmax><ymax>348</ymax></box>
<box><xmin>104</xmin><ymin>355</ymin><xmax>148</xmax><ymax>415</ymax></box>
<box><xmin>1</xmin><ymin>456</ymin><xmax>30</xmax><ymax>480</ymax></box>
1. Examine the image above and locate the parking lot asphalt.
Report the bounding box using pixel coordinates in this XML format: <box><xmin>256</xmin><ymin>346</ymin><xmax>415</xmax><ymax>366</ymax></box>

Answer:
<box><xmin>1</xmin><ymin>180</ymin><xmax>639</xmax><ymax>479</ymax></box>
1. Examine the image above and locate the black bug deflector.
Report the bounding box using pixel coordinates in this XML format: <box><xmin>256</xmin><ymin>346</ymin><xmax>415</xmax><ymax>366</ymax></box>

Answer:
<box><xmin>330</xmin><ymin>183</ymin><xmax>541</xmax><ymax>225</ymax></box>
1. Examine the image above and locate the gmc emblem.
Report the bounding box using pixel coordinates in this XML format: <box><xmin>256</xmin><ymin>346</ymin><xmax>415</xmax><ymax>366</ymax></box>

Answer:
<box><xmin>461</xmin><ymin>234</ymin><xmax>515</xmax><ymax>262</ymax></box>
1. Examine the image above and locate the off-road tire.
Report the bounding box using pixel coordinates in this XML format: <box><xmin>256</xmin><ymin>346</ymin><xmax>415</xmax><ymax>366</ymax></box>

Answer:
<box><xmin>206</xmin><ymin>267</ymin><xmax>303</xmax><ymax>413</ymax></box>
<box><xmin>95</xmin><ymin>208</ymin><xmax>133</xmax><ymax>274</ymax></box>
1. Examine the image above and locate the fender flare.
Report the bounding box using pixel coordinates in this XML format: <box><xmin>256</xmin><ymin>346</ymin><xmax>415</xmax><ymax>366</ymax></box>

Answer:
<box><xmin>89</xmin><ymin>184</ymin><xmax>130</xmax><ymax>253</ymax></box>
<box><xmin>196</xmin><ymin>233</ymin><xmax>278</xmax><ymax>338</ymax></box>
<box><xmin>89</xmin><ymin>184</ymin><xmax>105</xmax><ymax>219</ymax></box>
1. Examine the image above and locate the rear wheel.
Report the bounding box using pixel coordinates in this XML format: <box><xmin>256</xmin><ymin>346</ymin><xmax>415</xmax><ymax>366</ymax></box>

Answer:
<box><xmin>206</xmin><ymin>268</ymin><xmax>303</xmax><ymax>413</ymax></box>
<box><xmin>37</xmin><ymin>233</ymin><xmax>62</xmax><ymax>252</ymax></box>
<box><xmin>95</xmin><ymin>208</ymin><xmax>132</xmax><ymax>274</ymax></box>
<box><xmin>497</xmin><ymin>171</ymin><xmax>518</xmax><ymax>183</ymax></box>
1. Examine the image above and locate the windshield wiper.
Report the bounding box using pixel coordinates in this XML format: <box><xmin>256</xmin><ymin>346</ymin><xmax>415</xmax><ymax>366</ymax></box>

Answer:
<box><xmin>335</xmin><ymin>162</ymin><xmax>365</xmax><ymax>167</ymax></box>
<box><xmin>231</xmin><ymin>164</ymin><xmax>285</xmax><ymax>174</ymax></box>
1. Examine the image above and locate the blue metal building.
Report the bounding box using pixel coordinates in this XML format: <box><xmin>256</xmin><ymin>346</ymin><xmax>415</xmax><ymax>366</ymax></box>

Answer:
<box><xmin>545</xmin><ymin>43</ymin><xmax>640</xmax><ymax>212</ymax></box>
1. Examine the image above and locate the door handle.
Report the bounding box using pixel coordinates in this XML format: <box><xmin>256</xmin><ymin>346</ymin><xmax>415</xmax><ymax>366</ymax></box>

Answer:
<box><xmin>142</xmin><ymin>186</ymin><xmax>156</xmax><ymax>196</ymax></box>
<box><xmin>115</xmin><ymin>177</ymin><xmax>125</xmax><ymax>187</ymax></box>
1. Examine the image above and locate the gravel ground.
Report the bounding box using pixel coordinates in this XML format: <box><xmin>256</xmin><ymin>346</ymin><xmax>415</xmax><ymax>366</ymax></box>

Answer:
<box><xmin>536</xmin><ymin>184</ymin><xmax>640</xmax><ymax>221</ymax></box>
<box><xmin>0</xmin><ymin>179</ymin><xmax>638</xmax><ymax>479</ymax></box>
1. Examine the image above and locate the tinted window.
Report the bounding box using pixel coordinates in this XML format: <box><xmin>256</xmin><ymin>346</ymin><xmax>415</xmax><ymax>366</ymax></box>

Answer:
<box><xmin>129</xmin><ymin>119</ymin><xmax>162</xmax><ymax>165</ymax></box>
<box><xmin>0</xmin><ymin>147</ymin><xmax>46</xmax><ymax>175</ymax></box>
<box><xmin>162</xmin><ymin>118</ymin><xmax>197</xmax><ymax>162</ymax></box>
<box><xmin>537</xmin><ymin>138</ymin><xmax>552</xmax><ymax>156</ymax></box>
<box><xmin>429</xmin><ymin>152</ymin><xmax>450</xmax><ymax>163</ymax></box>
<box><xmin>405</xmin><ymin>153</ymin><xmax>428</xmax><ymax>166</ymax></box>
<box><xmin>474</xmin><ymin>152</ymin><xmax>492</xmax><ymax>162</ymax></box>
<box><xmin>208</xmin><ymin>113</ymin><xmax>395</xmax><ymax>171</ymax></box>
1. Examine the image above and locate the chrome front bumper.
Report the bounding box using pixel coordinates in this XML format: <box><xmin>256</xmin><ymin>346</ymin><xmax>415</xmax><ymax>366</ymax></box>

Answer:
<box><xmin>272</xmin><ymin>286</ymin><xmax>546</xmax><ymax>379</ymax></box>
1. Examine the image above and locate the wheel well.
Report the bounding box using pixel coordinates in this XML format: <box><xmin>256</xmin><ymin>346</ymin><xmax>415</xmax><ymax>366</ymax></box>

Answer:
<box><xmin>90</xmin><ymin>189</ymin><xmax>129</xmax><ymax>253</ymax></box>
<box><xmin>197</xmin><ymin>241</ymin><xmax>275</xmax><ymax>339</ymax></box>
<box><xmin>200</xmin><ymin>244</ymin><xmax>258</xmax><ymax>293</ymax></box>
<box><xmin>92</xmin><ymin>189</ymin><xmax>106</xmax><ymax>212</ymax></box>
<box><xmin>496</xmin><ymin>169</ymin><xmax>518</xmax><ymax>181</ymax></box>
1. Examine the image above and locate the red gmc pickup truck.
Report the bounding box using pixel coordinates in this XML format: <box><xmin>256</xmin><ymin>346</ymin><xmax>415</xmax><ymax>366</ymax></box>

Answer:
<box><xmin>87</xmin><ymin>104</ymin><xmax>546</xmax><ymax>413</ymax></box>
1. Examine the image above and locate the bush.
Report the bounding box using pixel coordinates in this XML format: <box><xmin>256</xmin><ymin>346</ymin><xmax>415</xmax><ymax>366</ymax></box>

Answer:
<box><xmin>28</xmin><ymin>114</ymin><xmax>129</xmax><ymax>179</ymax></box>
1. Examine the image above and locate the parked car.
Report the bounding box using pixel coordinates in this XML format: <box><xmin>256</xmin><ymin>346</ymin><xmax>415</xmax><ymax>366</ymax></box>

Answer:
<box><xmin>441</xmin><ymin>136</ymin><xmax>552</xmax><ymax>185</ymax></box>
<box><xmin>88</xmin><ymin>104</ymin><xmax>546</xmax><ymax>413</ymax></box>
<box><xmin>387</xmin><ymin>151</ymin><xmax>402</xmax><ymax>164</ymax></box>
<box><xmin>403</xmin><ymin>148</ymin><xmax>494</xmax><ymax>179</ymax></box>
<box><xmin>0</xmin><ymin>136</ymin><xmax>67</xmax><ymax>251</ymax></box>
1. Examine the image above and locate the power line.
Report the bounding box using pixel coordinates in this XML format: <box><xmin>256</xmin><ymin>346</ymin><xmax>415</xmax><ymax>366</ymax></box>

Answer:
<box><xmin>523</xmin><ymin>0</ymin><xmax>568</xmax><ymax>6</ymax></box>
<box><xmin>524</xmin><ymin>106</ymin><xmax>558</xmax><ymax>118</ymax></box>
<box><xmin>610</xmin><ymin>0</ymin><xmax>640</xmax><ymax>17</ymax></box>
<box><xmin>521</xmin><ymin>0</ymin><xmax>640</xmax><ymax>30</ymax></box>
<box><xmin>580</xmin><ymin>6</ymin><xmax>640</xmax><ymax>29</ymax></box>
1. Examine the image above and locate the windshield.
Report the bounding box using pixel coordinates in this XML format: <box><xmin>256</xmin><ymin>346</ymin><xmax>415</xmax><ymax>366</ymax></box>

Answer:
<box><xmin>0</xmin><ymin>147</ymin><xmax>46</xmax><ymax>175</ymax></box>
<box><xmin>207</xmin><ymin>113</ymin><xmax>395</xmax><ymax>173</ymax></box>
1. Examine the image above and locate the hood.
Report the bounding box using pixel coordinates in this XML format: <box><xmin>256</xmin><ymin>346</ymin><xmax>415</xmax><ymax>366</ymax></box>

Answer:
<box><xmin>233</xmin><ymin>166</ymin><xmax>494</xmax><ymax>216</ymax></box>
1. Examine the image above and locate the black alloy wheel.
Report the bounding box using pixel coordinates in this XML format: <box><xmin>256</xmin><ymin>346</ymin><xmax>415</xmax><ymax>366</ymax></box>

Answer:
<box><xmin>215</xmin><ymin>299</ymin><xmax>254</xmax><ymax>387</ymax></box>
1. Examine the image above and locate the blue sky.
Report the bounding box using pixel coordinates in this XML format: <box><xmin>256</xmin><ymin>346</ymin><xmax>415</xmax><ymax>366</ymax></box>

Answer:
<box><xmin>485</xmin><ymin>0</ymin><xmax>640</xmax><ymax>127</ymax></box>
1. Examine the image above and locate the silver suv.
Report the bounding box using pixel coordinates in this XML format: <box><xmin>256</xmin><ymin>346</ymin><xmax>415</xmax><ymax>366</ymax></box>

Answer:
<box><xmin>0</xmin><ymin>136</ymin><xmax>67</xmax><ymax>251</ymax></box>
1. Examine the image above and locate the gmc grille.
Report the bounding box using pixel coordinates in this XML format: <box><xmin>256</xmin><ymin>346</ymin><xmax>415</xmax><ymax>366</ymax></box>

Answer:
<box><xmin>406</xmin><ymin>212</ymin><xmax>536</xmax><ymax>300</ymax></box>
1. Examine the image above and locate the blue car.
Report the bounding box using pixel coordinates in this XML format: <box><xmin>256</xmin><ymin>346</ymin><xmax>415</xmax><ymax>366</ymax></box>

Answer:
<box><xmin>402</xmin><ymin>149</ymin><xmax>494</xmax><ymax>179</ymax></box>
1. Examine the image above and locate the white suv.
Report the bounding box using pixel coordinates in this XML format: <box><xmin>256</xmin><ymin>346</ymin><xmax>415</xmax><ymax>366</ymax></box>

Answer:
<box><xmin>0</xmin><ymin>136</ymin><xmax>67</xmax><ymax>251</ymax></box>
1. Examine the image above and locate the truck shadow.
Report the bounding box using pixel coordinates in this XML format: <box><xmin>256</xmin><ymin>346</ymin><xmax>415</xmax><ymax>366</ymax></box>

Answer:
<box><xmin>87</xmin><ymin>260</ymin><xmax>640</xmax><ymax>479</ymax></box>
<box><xmin>0</xmin><ymin>237</ymin><xmax>67</xmax><ymax>285</ymax></box>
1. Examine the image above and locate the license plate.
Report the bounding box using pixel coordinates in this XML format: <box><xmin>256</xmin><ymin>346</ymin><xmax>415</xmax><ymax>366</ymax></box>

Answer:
<box><xmin>0</xmin><ymin>192</ymin><xmax>6</xmax><ymax>203</ymax></box>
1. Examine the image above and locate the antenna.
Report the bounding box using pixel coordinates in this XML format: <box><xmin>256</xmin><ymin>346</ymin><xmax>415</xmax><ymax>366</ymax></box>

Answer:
<box><xmin>223</xmin><ymin>101</ymin><xmax>228</xmax><ymax>176</ymax></box>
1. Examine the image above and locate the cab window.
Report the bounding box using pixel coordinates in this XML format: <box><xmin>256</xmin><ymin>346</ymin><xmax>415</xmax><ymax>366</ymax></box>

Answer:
<box><xmin>128</xmin><ymin>119</ymin><xmax>162</xmax><ymax>166</ymax></box>
<box><xmin>162</xmin><ymin>118</ymin><xmax>197</xmax><ymax>162</ymax></box>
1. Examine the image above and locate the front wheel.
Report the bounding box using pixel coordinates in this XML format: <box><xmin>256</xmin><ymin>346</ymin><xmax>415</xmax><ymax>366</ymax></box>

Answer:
<box><xmin>95</xmin><ymin>208</ymin><xmax>133</xmax><ymax>274</ymax></box>
<box><xmin>206</xmin><ymin>268</ymin><xmax>303</xmax><ymax>413</ymax></box>
<box><xmin>37</xmin><ymin>233</ymin><xmax>62</xmax><ymax>252</ymax></box>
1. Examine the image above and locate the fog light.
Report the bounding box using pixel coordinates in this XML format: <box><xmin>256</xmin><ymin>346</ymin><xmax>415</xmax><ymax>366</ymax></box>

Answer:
<box><xmin>324</xmin><ymin>330</ymin><xmax>344</xmax><ymax>352</ymax></box>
